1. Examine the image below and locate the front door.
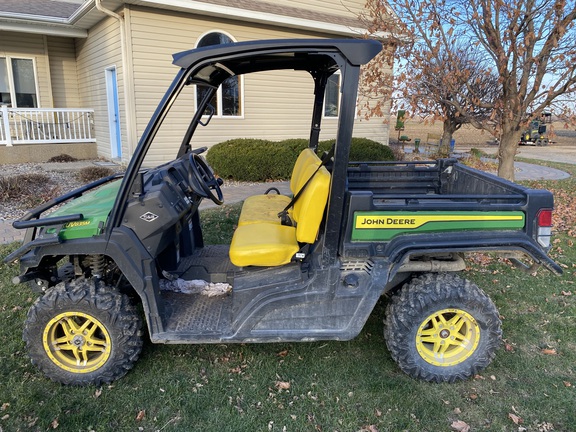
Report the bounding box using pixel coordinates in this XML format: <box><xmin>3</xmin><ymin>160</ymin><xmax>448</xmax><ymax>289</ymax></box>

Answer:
<box><xmin>105</xmin><ymin>67</ymin><xmax>122</xmax><ymax>159</ymax></box>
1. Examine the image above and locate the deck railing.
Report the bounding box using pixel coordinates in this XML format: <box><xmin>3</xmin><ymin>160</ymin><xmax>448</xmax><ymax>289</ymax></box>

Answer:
<box><xmin>0</xmin><ymin>106</ymin><xmax>95</xmax><ymax>146</ymax></box>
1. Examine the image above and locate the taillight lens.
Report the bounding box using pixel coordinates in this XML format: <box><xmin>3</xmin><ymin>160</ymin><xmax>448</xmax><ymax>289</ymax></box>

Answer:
<box><xmin>536</xmin><ymin>209</ymin><xmax>553</xmax><ymax>248</ymax></box>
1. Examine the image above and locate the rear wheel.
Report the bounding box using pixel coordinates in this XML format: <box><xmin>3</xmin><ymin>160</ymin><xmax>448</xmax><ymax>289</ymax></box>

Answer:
<box><xmin>384</xmin><ymin>273</ymin><xmax>501</xmax><ymax>383</ymax></box>
<box><xmin>24</xmin><ymin>280</ymin><xmax>143</xmax><ymax>385</ymax></box>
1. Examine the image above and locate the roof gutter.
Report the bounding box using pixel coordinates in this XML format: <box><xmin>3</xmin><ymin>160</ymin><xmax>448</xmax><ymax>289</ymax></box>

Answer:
<box><xmin>0</xmin><ymin>20</ymin><xmax>87</xmax><ymax>37</ymax></box>
<box><xmin>68</xmin><ymin>0</ymin><xmax>98</xmax><ymax>25</ymax></box>
<box><xmin>0</xmin><ymin>3</ymin><xmax>92</xmax><ymax>38</ymax></box>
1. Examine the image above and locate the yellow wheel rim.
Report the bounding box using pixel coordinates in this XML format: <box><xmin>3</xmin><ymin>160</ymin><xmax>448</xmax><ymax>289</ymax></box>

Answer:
<box><xmin>416</xmin><ymin>308</ymin><xmax>481</xmax><ymax>367</ymax></box>
<box><xmin>43</xmin><ymin>312</ymin><xmax>111</xmax><ymax>374</ymax></box>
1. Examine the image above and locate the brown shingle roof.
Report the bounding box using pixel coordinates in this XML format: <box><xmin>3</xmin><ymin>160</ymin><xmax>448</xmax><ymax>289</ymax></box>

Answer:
<box><xmin>0</xmin><ymin>0</ymin><xmax>365</xmax><ymax>29</ymax></box>
<box><xmin>199</xmin><ymin>0</ymin><xmax>363</xmax><ymax>28</ymax></box>
<box><xmin>0</xmin><ymin>0</ymin><xmax>82</xmax><ymax>19</ymax></box>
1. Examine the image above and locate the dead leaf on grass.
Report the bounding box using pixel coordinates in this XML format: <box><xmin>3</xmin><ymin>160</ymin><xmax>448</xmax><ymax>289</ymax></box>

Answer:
<box><xmin>135</xmin><ymin>410</ymin><xmax>146</xmax><ymax>422</ymax></box>
<box><xmin>561</xmin><ymin>290</ymin><xmax>572</xmax><ymax>296</ymax></box>
<box><xmin>563</xmin><ymin>381</ymin><xmax>572</xmax><ymax>387</ymax></box>
<box><xmin>275</xmin><ymin>381</ymin><xmax>291</xmax><ymax>390</ymax></box>
<box><xmin>541</xmin><ymin>348</ymin><xmax>557</xmax><ymax>355</ymax></box>
<box><xmin>94</xmin><ymin>388</ymin><xmax>102</xmax><ymax>398</ymax></box>
<box><xmin>451</xmin><ymin>419</ymin><xmax>470</xmax><ymax>432</ymax></box>
<box><xmin>509</xmin><ymin>413</ymin><xmax>523</xmax><ymax>425</ymax></box>
<box><xmin>50</xmin><ymin>418</ymin><xmax>59</xmax><ymax>429</ymax></box>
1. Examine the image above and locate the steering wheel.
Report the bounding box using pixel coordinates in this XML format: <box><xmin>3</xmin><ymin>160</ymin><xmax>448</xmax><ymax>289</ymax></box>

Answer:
<box><xmin>187</xmin><ymin>153</ymin><xmax>224</xmax><ymax>205</ymax></box>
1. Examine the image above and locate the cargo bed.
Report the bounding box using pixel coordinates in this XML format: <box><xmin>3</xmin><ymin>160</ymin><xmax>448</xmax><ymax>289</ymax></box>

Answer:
<box><xmin>343</xmin><ymin>158</ymin><xmax>560</xmax><ymax>275</ymax></box>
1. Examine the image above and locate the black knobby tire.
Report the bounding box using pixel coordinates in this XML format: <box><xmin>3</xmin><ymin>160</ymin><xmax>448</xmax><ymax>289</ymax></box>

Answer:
<box><xmin>384</xmin><ymin>273</ymin><xmax>502</xmax><ymax>383</ymax></box>
<box><xmin>24</xmin><ymin>280</ymin><xmax>143</xmax><ymax>385</ymax></box>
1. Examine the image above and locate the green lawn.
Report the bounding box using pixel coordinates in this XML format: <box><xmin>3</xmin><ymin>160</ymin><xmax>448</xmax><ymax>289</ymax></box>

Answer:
<box><xmin>0</xmin><ymin>161</ymin><xmax>574</xmax><ymax>432</ymax></box>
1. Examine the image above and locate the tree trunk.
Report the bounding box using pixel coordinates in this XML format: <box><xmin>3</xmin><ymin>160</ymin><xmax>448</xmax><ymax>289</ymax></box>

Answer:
<box><xmin>441</xmin><ymin>119</ymin><xmax>458</xmax><ymax>156</ymax></box>
<box><xmin>497</xmin><ymin>129</ymin><xmax>520</xmax><ymax>181</ymax></box>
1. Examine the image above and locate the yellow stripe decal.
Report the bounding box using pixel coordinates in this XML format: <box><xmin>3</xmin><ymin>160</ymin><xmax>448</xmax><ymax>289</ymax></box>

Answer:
<box><xmin>355</xmin><ymin>214</ymin><xmax>524</xmax><ymax>230</ymax></box>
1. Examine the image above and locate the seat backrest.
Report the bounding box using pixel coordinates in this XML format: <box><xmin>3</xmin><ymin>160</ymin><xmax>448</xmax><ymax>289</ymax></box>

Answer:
<box><xmin>292</xmin><ymin>164</ymin><xmax>331</xmax><ymax>244</ymax></box>
<box><xmin>290</xmin><ymin>148</ymin><xmax>322</xmax><ymax>194</ymax></box>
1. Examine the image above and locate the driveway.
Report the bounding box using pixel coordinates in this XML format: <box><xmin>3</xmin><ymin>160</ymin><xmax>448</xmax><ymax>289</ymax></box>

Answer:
<box><xmin>516</xmin><ymin>145</ymin><xmax>576</xmax><ymax>164</ymax></box>
<box><xmin>459</xmin><ymin>144</ymin><xmax>576</xmax><ymax>165</ymax></box>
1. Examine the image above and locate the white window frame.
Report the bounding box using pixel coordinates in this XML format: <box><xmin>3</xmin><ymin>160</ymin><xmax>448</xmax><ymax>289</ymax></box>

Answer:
<box><xmin>0</xmin><ymin>56</ymin><xmax>40</xmax><ymax>108</ymax></box>
<box><xmin>194</xmin><ymin>30</ymin><xmax>245</xmax><ymax>119</ymax></box>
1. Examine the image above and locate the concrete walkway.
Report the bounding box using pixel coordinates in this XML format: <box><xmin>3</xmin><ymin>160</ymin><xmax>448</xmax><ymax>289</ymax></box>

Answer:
<box><xmin>0</xmin><ymin>160</ymin><xmax>571</xmax><ymax>245</ymax></box>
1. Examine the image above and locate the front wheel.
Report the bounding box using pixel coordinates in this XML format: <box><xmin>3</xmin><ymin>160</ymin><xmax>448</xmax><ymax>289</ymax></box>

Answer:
<box><xmin>384</xmin><ymin>273</ymin><xmax>501</xmax><ymax>383</ymax></box>
<box><xmin>24</xmin><ymin>280</ymin><xmax>143</xmax><ymax>385</ymax></box>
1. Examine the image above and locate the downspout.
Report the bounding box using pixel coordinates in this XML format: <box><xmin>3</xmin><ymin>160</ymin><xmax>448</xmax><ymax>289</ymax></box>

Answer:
<box><xmin>94</xmin><ymin>0</ymin><xmax>136</xmax><ymax>162</ymax></box>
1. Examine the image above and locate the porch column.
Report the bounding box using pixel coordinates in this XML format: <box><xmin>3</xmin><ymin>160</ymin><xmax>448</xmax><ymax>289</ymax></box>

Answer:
<box><xmin>1</xmin><ymin>105</ymin><xmax>12</xmax><ymax>146</ymax></box>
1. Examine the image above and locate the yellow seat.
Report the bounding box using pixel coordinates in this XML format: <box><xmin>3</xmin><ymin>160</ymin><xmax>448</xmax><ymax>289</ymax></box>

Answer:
<box><xmin>289</xmin><ymin>148</ymin><xmax>321</xmax><ymax>192</ymax></box>
<box><xmin>237</xmin><ymin>194</ymin><xmax>291</xmax><ymax>226</ymax></box>
<box><xmin>229</xmin><ymin>223</ymin><xmax>299</xmax><ymax>267</ymax></box>
<box><xmin>238</xmin><ymin>148</ymin><xmax>321</xmax><ymax>226</ymax></box>
<box><xmin>230</xmin><ymin>165</ymin><xmax>331</xmax><ymax>267</ymax></box>
<box><xmin>293</xmin><ymin>164</ymin><xmax>331</xmax><ymax>243</ymax></box>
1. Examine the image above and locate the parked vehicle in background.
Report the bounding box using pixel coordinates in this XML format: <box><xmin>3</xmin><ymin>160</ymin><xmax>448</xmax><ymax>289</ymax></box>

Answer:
<box><xmin>519</xmin><ymin>113</ymin><xmax>552</xmax><ymax>146</ymax></box>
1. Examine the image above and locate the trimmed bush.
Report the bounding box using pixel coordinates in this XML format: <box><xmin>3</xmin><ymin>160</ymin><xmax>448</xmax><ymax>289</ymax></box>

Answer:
<box><xmin>47</xmin><ymin>154</ymin><xmax>78</xmax><ymax>163</ymax></box>
<box><xmin>0</xmin><ymin>173</ymin><xmax>59</xmax><ymax>208</ymax></box>
<box><xmin>205</xmin><ymin>139</ymin><xmax>294</xmax><ymax>181</ymax></box>
<box><xmin>207</xmin><ymin>137</ymin><xmax>394</xmax><ymax>182</ymax></box>
<box><xmin>319</xmin><ymin>138</ymin><xmax>395</xmax><ymax>162</ymax></box>
<box><xmin>77</xmin><ymin>166</ymin><xmax>114</xmax><ymax>183</ymax></box>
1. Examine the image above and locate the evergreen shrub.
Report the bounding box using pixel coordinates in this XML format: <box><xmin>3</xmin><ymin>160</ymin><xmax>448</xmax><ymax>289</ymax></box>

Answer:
<box><xmin>206</xmin><ymin>137</ymin><xmax>394</xmax><ymax>182</ymax></box>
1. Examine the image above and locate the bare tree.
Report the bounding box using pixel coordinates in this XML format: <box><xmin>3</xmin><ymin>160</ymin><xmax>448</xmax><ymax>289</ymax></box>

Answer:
<box><xmin>409</xmin><ymin>47</ymin><xmax>500</xmax><ymax>154</ymax></box>
<box><xmin>462</xmin><ymin>0</ymin><xmax>576</xmax><ymax>179</ymax></box>
<box><xmin>362</xmin><ymin>0</ymin><xmax>576</xmax><ymax>180</ymax></box>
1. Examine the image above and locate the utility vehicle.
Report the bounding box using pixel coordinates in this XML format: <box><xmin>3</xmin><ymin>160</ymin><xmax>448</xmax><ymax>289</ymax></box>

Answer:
<box><xmin>519</xmin><ymin>113</ymin><xmax>551</xmax><ymax>146</ymax></box>
<box><xmin>4</xmin><ymin>39</ymin><xmax>561</xmax><ymax>385</ymax></box>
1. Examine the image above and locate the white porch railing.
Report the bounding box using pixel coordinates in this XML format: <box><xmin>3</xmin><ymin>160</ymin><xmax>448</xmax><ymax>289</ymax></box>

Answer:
<box><xmin>0</xmin><ymin>106</ymin><xmax>95</xmax><ymax>146</ymax></box>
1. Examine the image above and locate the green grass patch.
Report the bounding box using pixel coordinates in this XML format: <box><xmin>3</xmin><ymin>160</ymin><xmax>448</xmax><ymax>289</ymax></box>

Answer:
<box><xmin>200</xmin><ymin>202</ymin><xmax>242</xmax><ymax>245</ymax></box>
<box><xmin>0</xmin><ymin>160</ymin><xmax>574</xmax><ymax>431</ymax></box>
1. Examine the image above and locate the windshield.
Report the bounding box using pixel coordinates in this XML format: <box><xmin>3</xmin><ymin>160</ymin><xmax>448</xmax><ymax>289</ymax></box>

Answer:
<box><xmin>143</xmin><ymin>68</ymin><xmax>316</xmax><ymax>168</ymax></box>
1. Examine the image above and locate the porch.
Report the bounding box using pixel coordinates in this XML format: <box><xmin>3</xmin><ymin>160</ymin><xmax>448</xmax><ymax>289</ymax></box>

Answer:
<box><xmin>0</xmin><ymin>106</ymin><xmax>97</xmax><ymax>163</ymax></box>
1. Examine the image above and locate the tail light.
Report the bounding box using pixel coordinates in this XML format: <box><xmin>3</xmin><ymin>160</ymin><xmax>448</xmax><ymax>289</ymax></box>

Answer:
<box><xmin>536</xmin><ymin>209</ymin><xmax>552</xmax><ymax>248</ymax></box>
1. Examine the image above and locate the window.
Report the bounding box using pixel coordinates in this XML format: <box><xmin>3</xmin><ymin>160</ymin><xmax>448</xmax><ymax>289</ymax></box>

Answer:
<box><xmin>0</xmin><ymin>57</ymin><xmax>38</xmax><ymax>108</ymax></box>
<box><xmin>195</xmin><ymin>32</ymin><xmax>242</xmax><ymax>117</ymax></box>
<box><xmin>324</xmin><ymin>72</ymin><xmax>340</xmax><ymax>117</ymax></box>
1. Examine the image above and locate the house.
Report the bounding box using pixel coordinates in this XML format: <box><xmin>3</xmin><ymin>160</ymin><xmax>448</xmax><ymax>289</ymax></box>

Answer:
<box><xmin>0</xmin><ymin>0</ymin><xmax>394</xmax><ymax>165</ymax></box>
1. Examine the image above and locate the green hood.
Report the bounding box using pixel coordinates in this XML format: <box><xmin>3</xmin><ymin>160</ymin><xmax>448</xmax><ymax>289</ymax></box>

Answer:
<box><xmin>45</xmin><ymin>180</ymin><xmax>122</xmax><ymax>240</ymax></box>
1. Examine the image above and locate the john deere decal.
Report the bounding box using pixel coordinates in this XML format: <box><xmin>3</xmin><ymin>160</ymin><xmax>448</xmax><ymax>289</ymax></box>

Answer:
<box><xmin>352</xmin><ymin>211</ymin><xmax>525</xmax><ymax>242</ymax></box>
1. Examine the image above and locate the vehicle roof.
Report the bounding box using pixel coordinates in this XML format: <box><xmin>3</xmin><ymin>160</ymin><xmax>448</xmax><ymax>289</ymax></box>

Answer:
<box><xmin>172</xmin><ymin>38</ymin><xmax>382</xmax><ymax>71</ymax></box>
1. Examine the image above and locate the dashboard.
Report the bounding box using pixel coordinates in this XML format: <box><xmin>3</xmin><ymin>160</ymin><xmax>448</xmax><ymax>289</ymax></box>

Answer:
<box><xmin>121</xmin><ymin>154</ymin><xmax>205</xmax><ymax>257</ymax></box>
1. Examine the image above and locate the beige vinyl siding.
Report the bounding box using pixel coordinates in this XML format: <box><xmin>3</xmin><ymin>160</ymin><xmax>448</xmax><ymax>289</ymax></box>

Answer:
<box><xmin>0</xmin><ymin>32</ymin><xmax>51</xmax><ymax>108</ymax></box>
<box><xmin>75</xmin><ymin>16</ymin><xmax>125</xmax><ymax>160</ymax></box>
<box><xmin>129</xmin><ymin>7</ymin><xmax>389</xmax><ymax>166</ymax></box>
<box><xmin>46</xmin><ymin>37</ymin><xmax>80</xmax><ymax>108</ymax></box>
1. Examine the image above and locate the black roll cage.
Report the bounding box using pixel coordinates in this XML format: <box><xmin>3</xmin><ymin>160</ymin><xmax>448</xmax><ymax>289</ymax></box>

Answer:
<box><xmin>105</xmin><ymin>39</ymin><xmax>382</xmax><ymax>265</ymax></box>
